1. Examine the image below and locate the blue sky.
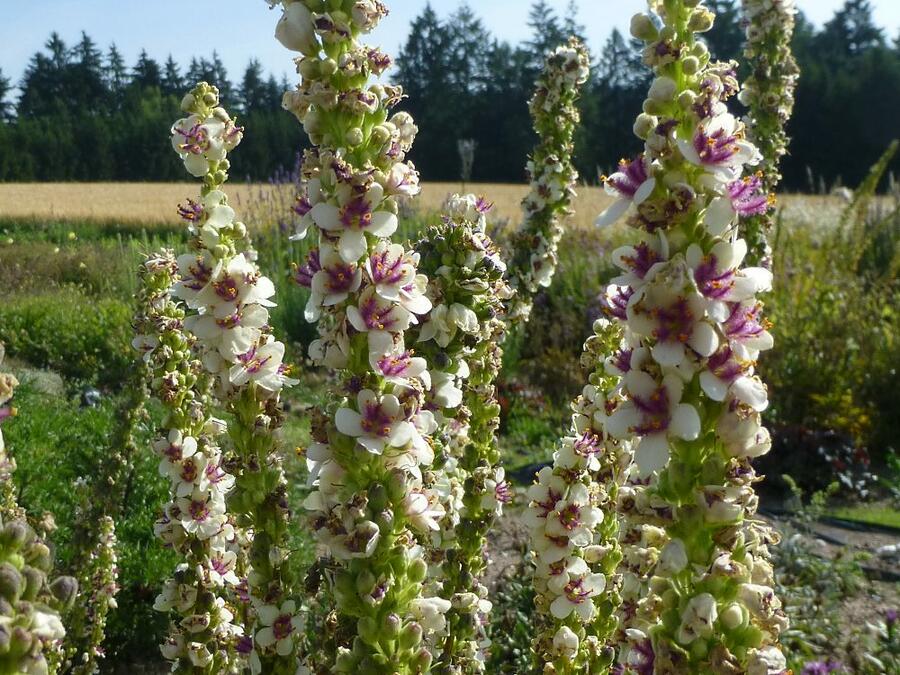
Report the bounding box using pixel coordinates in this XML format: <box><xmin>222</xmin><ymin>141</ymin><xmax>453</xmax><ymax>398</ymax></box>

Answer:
<box><xmin>3</xmin><ymin>1</ymin><xmax>899</xmax><ymax>90</ymax></box>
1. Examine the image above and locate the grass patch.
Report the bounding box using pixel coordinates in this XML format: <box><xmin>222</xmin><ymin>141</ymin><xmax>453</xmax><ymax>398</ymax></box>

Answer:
<box><xmin>828</xmin><ymin>505</ymin><xmax>900</xmax><ymax>529</ymax></box>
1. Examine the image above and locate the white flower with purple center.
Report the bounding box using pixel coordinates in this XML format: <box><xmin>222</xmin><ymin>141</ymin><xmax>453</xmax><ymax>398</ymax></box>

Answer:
<box><xmin>274</xmin><ymin>1</ymin><xmax>318</xmax><ymax>55</ymax></box>
<box><xmin>678</xmin><ymin>111</ymin><xmax>761</xmax><ymax>183</ymax></box>
<box><xmin>191</xmin><ymin>302</ymin><xmax>270</xmax><ymax>360</ymax></box>
<box><xmin>311</xmin><ymin>182</ymin><xmax>398</xmax><ymax>263</ymax></box>
<box><xmin>190</xmin><ymin>253</ymin><xmax>276</xmax><ymax>313</ymax></box>
<box><xmin>176</xmin><ymin>490</ymin><xmax>227</xmax><ymax>540</ymax></box>
<box><xmin>611</xmin><ymin>236</ymin><xmax>669</xmax><ymax>289</ymax></box>
<box><xmin>306</xmin><ymin>245</ymin><xmax>362</xmax><ymax>321</ymax></box>
<box><xmin>721</xmin><ymin>299</ymin><xmax>774</xmax><ymax>360</ymax></box>
<box><xmin>627</xmin><ymin>274</ymin><xmax>718</xmax><ymax>368</ymax></box>
<box><xmin>229</xmin><ymin>338</ymin><xmax>294</xmax><ymax>392</ymax></box>
<box><xmin>346</xmin><ymin>285</ymin><xmax>413</xmax><ymax>337</ymax></box>
<box><xmin>255</xmin><ymin>600</ymin><xmax>303</xmax><ymax>658</ymax></box>
<box><xmin>548</xmin><ymin>567</ymin><xmax>607</xmax><ymax>621</ymax></box>
<box><xmin>545</xmin><ymin>483</ymin><xmax>604</xmax><ymax>547</ymax></box>
<box><xmin>716</xmin><ymin>398</ymin><xmax>772</xmax><ymax>459</ymax></box>
<box><xmin>171</xmin><ymin>114</ymin><xmax>228</xmax><ymax>177</ymax></box>
<box><xmin>524</xmin><ymin>467</ymin><xmax>567</xmax><ymax>531</ymax></box>
<box><xmin>205</xmin><ymin>549</ymin><xmax>239</xmax><ymax>587</ymax></box>
<box><xmin>686</xmin><ymin>239</ymin><xmax>772</xmax><ymax>319</ymax></box>
<box><xmin>555</xmin><ymin>431</ymin><xmax>603</xmax><ymax>472</ymax></box>
<box><xmin>417</xmin><ymin>303</ymin><xmax>478</xmax><ymax>349</ymax></box>
<box><xmin>175</xmin><ymin>250</ymin><xmax>217</xmax><ymax>306</ymax></box>
<box><xmin>365</xmin><ymin>242</ymin><xmax>432</xmax><ymax>316</ymax></box>
<box><xmin>336</xmin><ymin>389</ymin><xmax>413</xmax><ymax>454</ymax></box>
<box><xmin>481</xmin><ymin>467</ymin><xmax>513</xmax><ymax>514</ymax></box>
<box><xmin>596</xmin><ymin>155</ymin><xmax>656</xmax><ymax>227</ymax></box>
<box><xmin>700</xmin><ymin>346</ymin><xmax>769</xmax><ymax>412</ymax></box>
<box><xmin>403</xmin><ymin>487</ymin><xmax>446</xmax><ymax>532</ymax></box>
<box><xmin>676</xmin><ymin>593</ymin><xmax>719</xmax><ymax>644</ymax></box>
<box><xmin>607</xmin><ymin>371</ymin><xmax>701</xmax><ymax>478</ymax></box>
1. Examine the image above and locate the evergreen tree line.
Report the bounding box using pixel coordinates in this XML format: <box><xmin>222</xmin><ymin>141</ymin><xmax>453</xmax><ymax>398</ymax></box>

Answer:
<box><xmin>0</xmin><ymin>0</ymin><xmax>897</xmax><ymax>189</ymax></box>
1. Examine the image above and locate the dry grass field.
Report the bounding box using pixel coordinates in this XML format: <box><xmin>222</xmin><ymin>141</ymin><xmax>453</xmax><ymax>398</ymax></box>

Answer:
<box><xmin>0</xmin><ymin>181</ymin><xmax>849</xmax><ymax>231</ymax></box>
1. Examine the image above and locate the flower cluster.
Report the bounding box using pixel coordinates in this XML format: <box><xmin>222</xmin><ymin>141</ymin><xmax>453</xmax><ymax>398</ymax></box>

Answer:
<box><xmin>527</xmin><ymin>319</ymin><xmax>634</xmax><ymax>674</ymax></box>
<box><xmin>597</xmin><ymin>3</ymin><xmax>788</xmax><ymax>672</ymax></box>
<box><xmin>0</xmin><ymin>346</ymin><xmax>77</xmax><ymax>675</ymax></box>
<box><xmin>134</xmin><ymin>251</ymin><xmax>244</xmax><ymax>673</ymax></box>
<box><xmin>508</xmin><ymin>38</ymin><xmax>590</xmax><ymax>324</ymax></box>
<box><xmin>739</xmin><ymin>0</ymin><xmax>799</xmax><ymax>264</ymax></box>
<box><xmin>64</xmin><ymin>515</ymin><xmax>118</xmax><ymax>675</ymax></box>
<box><xmin>169</xmin><ymin>83</ymin><xmax>303</xmax><ymax>675</ymax></box>
<box><xmin>271</xmin><ymin>1</ymin><xmax>446</xmax><ymax>670</ymax></box>
<box><xmin>410</xmin><ymin>194</ymin><xmax>513</xmax><ymax>671</ymax></box>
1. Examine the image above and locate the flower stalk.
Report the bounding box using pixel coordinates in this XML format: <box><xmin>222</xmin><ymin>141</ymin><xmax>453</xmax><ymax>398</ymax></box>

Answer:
<box><xmin>410</xmin><ymin>194</ymin><xmax>513</xmax><ymax>671</ymax></box>
<box><xmin>134</xmin><ymin>251</ymin><xmax>243</xmax><ymax>673</ymax></box>
<box><xmin>271</xmin><ymin>0</ymin><xmax>449</xmax><ymax>670</ymax></box>
<box><xmin>527</xmin><ymin>319</ymin><xmax>634</xmax><ymax>675</ymax></box>
<box><xmin>595</xmin><ymin>2</ymin><xmax>788</xmax><ymax>672</ymax></box>
<box><xmin>739</xmin><ymin>0</ymin><xmax>800</xmax><ymax>265</ymax></box>
<box><xmin>508</xmin><ymin>38</ymin><xmax>590</xmax><ymax>324</ymax></box>
<box><xmin>169</xmin><ymin>82</ymin><xmax>302</xmax><ymax>674</ymax></box>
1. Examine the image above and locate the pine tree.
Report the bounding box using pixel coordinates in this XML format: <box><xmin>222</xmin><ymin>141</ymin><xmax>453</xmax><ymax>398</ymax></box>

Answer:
<box><xmin>0</xmin><ymin>68</ymin><xmax>11</xmax><ymax>122</ymax></box>
<box><xmin>162</xmin><ymin>55</ymin><xmax>183</xmax><ymax>97</ymax></box>
<box><xmin>132</xmin><ymin>50</ymin><xmax>162</xmax><ymax>89</ymax></box>
<box><xmin>525</xmin><ymin>1</ymin><xmax>566</xmax><ymax>68</ymax></box>
<box><xmin>239</xmin><ymin>59</ymin><xmax>266</xmax><ymax>113</ymax></box>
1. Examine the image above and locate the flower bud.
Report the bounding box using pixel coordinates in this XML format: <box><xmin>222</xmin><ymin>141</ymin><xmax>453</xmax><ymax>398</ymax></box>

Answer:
<box><xmin>1</xmin><ymin>521</ymin><xmax>28</xmax><ymax>550</ymax></box>
<box><xmin>659</xmin><ymin>540</ymin><xmax>688</xmax><ymax>574</ymax></box>
<box><xmin>720</xmin><ymin>603</ymin><xmax>745</xmax><ymax>630</ymax></box>
<box><xmin>345</xmin><ymin>127</ymin><xmax>364</xmax><ymax>147</ymax></box>
<box><xmin>49</xmin><ymin>575</ymin><xmax>78</xmax><ymax>608</ymax></box>
<box><xmin>678</xmin><ymin>90</ymin><xmax>698</xmax><ymax>110</ymax></box>
<box><xmin>689</xmin><ymin>8</ymin><xmax>715</xmax><ymax>32</ymax></box>
<box><xmin>648</xmin><ymin>77</ymin><xmax>677</xmax><ymax>102</ymax></box>
<box><xmin>411</xmin><ymin>648</ymin><xmax>432</xmax><ymax>671</ymax></box>
<box><xmin>630</xmin><ymin>13</ymin><xmax>659</xmax><ymax>42</ymax></box>
<box><xmin>357</xmin><ymin>617</ymin><xmax>379</xmax><ymax>646</ymax></box>
<box><xmin>398</xmin><ymin>621</ymin><xmax>423</xmax><ymax>650</ymax></box>
<box><xmin>407</xmin><ymin>557</ymin><xmax>427</xmax><ymax>584</ymax></box>
<box><xmin>0</xmin><ymin>563</ymin><xmax>22</xmax><ymax>601</ymax></box>
<box><xmin>633</xmin><ymin>113</ymin><xmax>657</xmax><ymax>140</ymax></box>
<box><xmin>382</xmin><ymin>612</ymin><xmax>402</xmax><ymax>638</ymax></box>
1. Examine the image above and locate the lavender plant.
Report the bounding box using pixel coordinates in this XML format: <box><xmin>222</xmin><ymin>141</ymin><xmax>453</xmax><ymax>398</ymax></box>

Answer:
<box><xmin>526</xmin><ymin>318</ymin><xmax>634</xmax><ymax>674</ymax></box>
<box><xmin>271</xmin><ymin>1</ymin><xmax>447</xmax><ymax>670</ymax></box>
<box><xmin>168</xmin><ymin>82</ymin><xmax>302</xmax><ymax>674</ymax></box>
<box><xmin>508</xmin><ymin>38</ymin><xmax>590</xmax><ymax>324</ymax></box>
<box><xmin>594</xmin><ymin>2</ymin><xmax>788</xmax><ymax>671</ymax></box>
<box><xmin>739</xmin><ymin>0</ymin><xmax>799</xmax><ymax>264</ymax></box>
<box><xmin>0</xmin><ymin>345</ymin><xmax>77</xmax><ymax>675</ymax></box>
<box><xmin>134</xmin><ymin>251</ymin><xmax>243</xmax><ymax>673</ymax></box>
<box><xmin>410</xmin><ymin>194</ymin><xmax>513</xmax><ymax>671</ymax></box>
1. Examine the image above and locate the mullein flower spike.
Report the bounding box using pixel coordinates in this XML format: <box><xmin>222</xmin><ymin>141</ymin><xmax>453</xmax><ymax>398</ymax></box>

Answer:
<box><xmin>509</xmin><ymin>38</ymin><xmax>590</xmax><ymax>324</ymax></box>
<box><xmin>271</xmin><ymin>1</ymin><xmax>447</xmax><ymax>671</ymax></box>
<box><xmin>134</xmin><ymin>251</ymin><xmax>244</xmax><ymax>673</ymax></box>
<box><xmin>596</xmin><ymin>2</ymin><xmax>788</xmax><ymax>673</ymax></box>
<box><xmin>527</xmin><ymin>319</ymin><xmax>634</xmax><ymax>675</ymax></box>
<box><xmin>739</xmin><ymin>0</ymin><xmax>799</xmax><ymax>265</ymax></box>
<box><xmin>0</xmin><ymin>345</ymin><xmax>77</xmax><ymax>675</ymax></box>
<box><xmin>168</xmin><ymin>82</ymin><xmax>303</xmax><ymax>675</ymax></box>
<box><xmin>410</xmin><ymin>194</ymin><xmax>513</xmax><ymax>671</ymax></box>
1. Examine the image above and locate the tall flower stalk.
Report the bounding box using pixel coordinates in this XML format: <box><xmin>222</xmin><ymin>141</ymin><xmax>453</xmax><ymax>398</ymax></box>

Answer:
<box><xmin>0</xmin><ymin>345</ymin><xmax>77</xmax><ymax>675</ymax></box>
<box><xmin>410</xmin><ymin>194</ymin><xmax>513</xmax><ymax>671</ymax></box>
<box><xmin>596</xmin><ymin>2</ymin><xmax>788</xmax><ymax>672</ymax></box>
<box><xmin>134</xmin><ymin>251</ymin><xmax>243</xmax><ymax>673</ymax></box>
<box><xmin>739</xmin><ymin>0</ymin><xmax>799</xmax><ymax>265</ymax></box>
<box><xmin>168</xmin><ymin>82</ymin><xmax>303</xmax><ymax>674</ymax></box>
<box><xmin>508</xmin><ymin>38</ymin><xmax>590</xmax><ymax>324</ymax></box>
<box><xmin>271</xmin><ymin>1</ymin><xmax>449</xmax><ymax>670</ymax></box>
<box><xmin>527</xmin><ymin>319</ymin><xmax>634</xmax><ymax>674</ymax></box>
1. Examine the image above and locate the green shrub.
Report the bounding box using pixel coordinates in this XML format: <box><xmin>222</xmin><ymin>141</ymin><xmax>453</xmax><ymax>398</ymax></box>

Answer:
<box><xmin>0</xmin><ymin>288</ymin><xmax>133</xmax><ymax>388</ymax></box>
<box><xmin>3</xmin><ymin>376</ymin><xmax>175</xmax><ymax>663</ymax></box>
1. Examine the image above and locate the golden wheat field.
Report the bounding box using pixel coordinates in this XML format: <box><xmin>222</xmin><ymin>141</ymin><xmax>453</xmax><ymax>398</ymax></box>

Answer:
<box><xmin>0</xmin><ymin>182</ymin><xmax>848</xmax><ymax>231</ymax></box>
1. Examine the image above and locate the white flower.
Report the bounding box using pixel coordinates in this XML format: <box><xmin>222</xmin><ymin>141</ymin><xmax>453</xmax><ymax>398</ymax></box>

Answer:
<box><xmin>256</xmin><ymin>600</ymin><xmax>302</xmax><ymax>657</ymax></box>
<box><xmin>171</xmin><ymin>114</ymin><xmax>230</xmax><ymax>177</ymax></box>
<box><xmin>606</xmin><ymin>371</ymin><xmax>700</xmax><ymax>478</ymax></box>
<box><xmin>306</xmin><ymin>245</ymin><xmax>362</xmax><ymax>321</ymax></box>
<box><xmin>31</xmin><ymin>609</ymin><xmax>66</xmax><ymax>641</ymax></box>
<box><xmin>408</xmin><ymin>596</ymin><xmax>452</xmax><ymax>634</ymax></box>
<box><xmin>676</xmin><ymin>593</ymin><xmax>718</xmax><ymax>644</ymax></box>
<box><xmin>677</xmin><ymin>112</ymin><xmax>761</xmax><ymax>183</ymax></box>
<box><xmin>548</xmin><ymin>569</ymin><xmax>606</xmax><ymax>621</ymax></box>
<box><xmin>230</xmin><ymin>339</ymin><xmax>292</xmax><ymax>393</ymax></box>
<box><xmin>403</xmin><ymin>488</ymin><xmax>445</xmax><ymax>532</ymax></box>
<box><xmin>544</xmin><ymin>483</ymin><xmax>603</xmax><ymax>547</ymax></box>
<box><xmin>417</xmin><ymin>303</ymin><xmax>478</xmax><ymax>348</ymax></box>
<box><xmin>746</xmin><ymin>646</ymin><xmax>787</xmax><ymax>675</ymax></box>
<box><xmin>596</xmin><ymin>155</ymin><xmax>656</xmax><ymax>227</ymax></box>
<box><xmin>335</xmin><ymin>389</ymin><xmax>413</xmax><ymax>454</ymax></box>
<box><xmin>274</xmin><ymin>1</ymin><xmax>318</xmax><ymax>55</ymax></box>
<box><xmin>311</xmin><ymin>183</ymin><xmax>398</xmax><ymax>263</ymax></box>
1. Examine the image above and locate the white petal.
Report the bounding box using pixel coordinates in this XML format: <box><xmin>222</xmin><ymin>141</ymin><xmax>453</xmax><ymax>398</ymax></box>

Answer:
<box><xmin>689</xmin><ymin>322</ymin><xmax>719</xmax><ymax>357</ymax></box>
<box><xmin>335</xmin><ymin>408</ymin><xmax>363</xmax><ymax>437</ymax></box>
<box><xmin>703</xmin><ymin>197</ymin><xmax>736</xmax><ymax>237</ymax></box>
<box><xmin>652</xmin><ymin>340</ymin><xmax>686</xmax><ymax>367</ymax></box>
<box><xmin>370</xmin><ymin>211</ymin><xmax>398</xmax><ymax>238</ymax></box>
<box><xmin>670</xmin><ymin>404</ymin><xmax>701</xmax><ymax>440</ymax></box>
<box><xmin>338</xmin><ymin>230</ymin><xmax>368</xmax><ymax>263</ymax></box>
<box><xmin>634</xmin><ymin>177</ymin><xmax>656</xmax><ymax>205</ymax></box>
<box><xmin>635</xmin><ymin>434</ymin><xmax>670</xmax><ymax>478</ymax></box>
<box><xmin>310</xmin><ymin>203</ymin><xmax>341</xmax><ymax>231</ymax></box>
<box><xmin>595</xmin><ymin>199</ymin><xmax>630</xmax><ymax>228</ymax></box>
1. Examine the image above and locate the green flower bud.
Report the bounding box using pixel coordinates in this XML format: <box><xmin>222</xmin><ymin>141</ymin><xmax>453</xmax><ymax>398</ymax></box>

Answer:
<box><xmin>630</xmin><ymin>13</ymin><xmax>659</xmax><ymax>42</ymax></box>
<box><xmin>398</xmin><ymin>621</ymin><xmax>423</xmax><ymax>650</ymax></box>
<box><xmin>357</xmin><ymin>617</ymin><xmax>380</xmax><ymax>646</ymax></box>
<box><xmin>407</xmin><ymin>557</ymin><xmax>427</xmax><ymax>584</ymax></box>
<box><xmin>1</xmin><ymin>521</ymin><xmax>28</xmax><ymax>550</ymax></box>
<box><xmin>382</xmin><ymin>612</ymin><xmax>402</xmax><ymax>638</ymax></box>
<box><xmin>20</xmin><ymin>567</ymin><xmax>44</xmax><ymax>602</ymax></box>
<box><xmin>346</xmin><ymin>128</ymin><xmax>365</xmax><ymax>147</ymax></box>
<box><xmin>48</xmin><ymin>575</ymin><xmax>78</xmax><ymax>608</ymax></box>
<box><xmin>0</xmin><ymin>563</ymin><xmax>22</xmax><ymax>602</ymax></box>
<box><xmin>689</xmin><ymin>8</ymin><xmax>715</xmax><ymax>32</ymax></box>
